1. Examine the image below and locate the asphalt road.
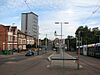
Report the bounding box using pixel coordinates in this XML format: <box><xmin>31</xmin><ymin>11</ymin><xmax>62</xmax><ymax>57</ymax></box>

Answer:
<box><xmin>0</xmin><ymin>51</ymin><xmax>100</xmax><ymax>75</ymax></box>
<box><xmin>0</xmin><ymin>55</ymin><xmax>26</xmax><ymax>64</ymax></box>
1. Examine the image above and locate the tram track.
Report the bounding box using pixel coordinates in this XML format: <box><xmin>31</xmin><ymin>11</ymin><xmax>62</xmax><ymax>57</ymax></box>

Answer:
<box><xmin>80</xmin><ymin>56</ymin><xmax>100</xmax><ymax>73</ymax></box>
<box><xmin>67</xmin><ymin>51</ymin><xmax>100</xmax><ymax>73</ymax></box>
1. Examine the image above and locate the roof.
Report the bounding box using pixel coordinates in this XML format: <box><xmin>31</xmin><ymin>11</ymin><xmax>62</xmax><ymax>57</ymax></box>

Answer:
<box><xmin>22</xmin><ymin>12</ymin><xmax>38</xmax><ymax>17</ymax></box>
<box><xmin>17</xmin><ymin>29</ymin><xmax>34</xmax><ymax>37</ymax></box>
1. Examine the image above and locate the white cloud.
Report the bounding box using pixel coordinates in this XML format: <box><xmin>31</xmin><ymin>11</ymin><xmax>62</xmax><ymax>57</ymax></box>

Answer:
<box><xmin>39</xmin><ymin>10</ymin><xmax>79</xmax><ymax>39</ymax></box>
<box><xmin>5</xmin><ymin>0</ymin><xmax>66</xmax><ymax>9</ymax></box>
<box><xmin>0</xmin><ymin>0</ymin><xmax>100</xmax><ymax>39</ymax></box>
<box><xmin>6</xmin><ymin>0</ymin><xmax>24</xmax><ymax>8</ymax></box>
<box><xmin>71</xmin><ymin>0</ymin><xmax>99</xmax><ymax>6</ymax></box>
<box><xmin>38</xmin><ymin>1</ymin><xmax>100</xmax><ymax>38</ymax></box>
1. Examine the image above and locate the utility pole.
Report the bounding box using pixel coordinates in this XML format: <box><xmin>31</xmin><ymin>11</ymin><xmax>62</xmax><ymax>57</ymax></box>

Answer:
<box><xmin>25</xmin><ymin>13</ymin><xmax>28</xmax><ymax>49</ymax></box>
<box><xmin>77</xmin><ymin>31</ymin><xmax>81</xmax><ymax>69</ymax></box>
<box><xmin>55</xmin><ymin>22</ymin><xmax>69</xmax><ymax>74</ymax></box>
<box><xmin>67</xmin><ymin>39</ymin><xmax>69</xmax><ymax>51</ymax></box>
<box><xmin>12</xmin><ymin>23</ymin><xmax>15</xmax><ymax>54</ymax></box>
<box><xmin>55</xmin><ymin>22</ymin><xmax>69</xmax><ymax>54</ymax></box>
<box><xmin>45</xmin><ymin>34</ymin><xmax>47</xmax><ymax>52</ymax></box>
<box><xmin>5</xmin><ymin>27</ymin><xmax>6</xmax><ymax>50</ymax></box>
<box><xmin>96</xmin><ymin>35</ymin><xmax>100</xmax><ymax>43</ymax></box>
<box><xmin>37</xmin><ymin>33</ymin><xmax>40</xmax><ymax>55</ymax></box>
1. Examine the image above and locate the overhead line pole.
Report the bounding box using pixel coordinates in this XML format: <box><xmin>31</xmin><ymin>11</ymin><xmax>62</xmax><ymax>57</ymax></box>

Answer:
<box><xmin>55</xmin><ymin>22</ymin><xmax>69</xmax><ymax>54</ymax></box>
<box><xmin>55</xmin><ymin>22</ymin><xmax>69</xmax><ymax>75</ymax></box>
<box><xmin>96</xmin><ymin>35</ymin><xmax>100</xmax><ymax>43</ymax></box>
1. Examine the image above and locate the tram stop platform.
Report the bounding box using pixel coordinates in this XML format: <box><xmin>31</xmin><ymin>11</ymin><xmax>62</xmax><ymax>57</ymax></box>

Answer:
<box><xmin>47</xmin><ymin>52</ymin><xmax>82</xmax><ymax>69</ymax></box>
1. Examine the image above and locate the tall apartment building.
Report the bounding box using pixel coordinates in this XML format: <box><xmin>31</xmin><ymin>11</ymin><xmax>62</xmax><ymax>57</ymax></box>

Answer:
<box><xmin>21</xmin><ymin>12</ymin><xmax>39</xmax><ymax>39</ymax></box>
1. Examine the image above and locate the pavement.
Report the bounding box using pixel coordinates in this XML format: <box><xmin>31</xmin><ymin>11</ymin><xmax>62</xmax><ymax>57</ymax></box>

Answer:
<box><xmin>0</xmin><ymin>52</ymin><xmax>25</xmax><ymax>59</ymax></box>
<box><xmin>0</xmin><ymin>51</ymin><xmax>100</xmax><ymax>75</ymax></box>
<box><xmin>47</xmin><ymin>51</ymin><xmax>82</xmax><ymax>69</ymax></box>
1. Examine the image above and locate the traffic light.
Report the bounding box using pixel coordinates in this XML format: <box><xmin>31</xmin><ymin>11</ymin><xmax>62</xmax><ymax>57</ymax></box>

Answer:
<box><xmin>54</xmin><ymin>31</ymin><xmax>57</xmax><ymax>36</ymax></box>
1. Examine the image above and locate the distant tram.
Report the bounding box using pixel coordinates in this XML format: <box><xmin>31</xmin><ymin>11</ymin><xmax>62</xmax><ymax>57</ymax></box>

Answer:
<box><xmin>77</xmin><ymin>43</ymin><xmax>100</xmax><ymax>58</ymax></box>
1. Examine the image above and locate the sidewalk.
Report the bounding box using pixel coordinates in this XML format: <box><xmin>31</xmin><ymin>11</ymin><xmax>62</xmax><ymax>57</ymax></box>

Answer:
<box><xmin>47</xmin><ymin>52</ymin><xmax>82</xmax><ymax>69</ymax></box>
<box><xmin>0</xmin><ymin>52</ymin><xmax>25</xmax><ymax>59</ymax></box>
<box><xmin>48</xmin><ymin>52</ymin><xmax>77</xmax><ymax>61</ymax></box>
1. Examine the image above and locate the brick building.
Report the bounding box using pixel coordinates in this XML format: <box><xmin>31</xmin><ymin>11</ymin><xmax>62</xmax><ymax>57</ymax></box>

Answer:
<box><xmin>0</xmin><ymin>25</ymin><xmax>8</xmax><ymax>51</ymax></box>
<box><xmin>17</xmin><ymin>30</ymin><xmax>34</xmax><ymax>50</ymax></box>
<box><xmin>0</xmin><ymin>24</ymin><xmax>35</xmax><ymax>52</ymax></box>
<box><xmin>0</xmin><ymin>24</ymin><xmax>18</xmax><ymax>51</ymax></box>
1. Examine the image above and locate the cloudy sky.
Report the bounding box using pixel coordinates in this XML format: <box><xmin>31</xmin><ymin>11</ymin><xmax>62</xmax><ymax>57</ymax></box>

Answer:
<box><xmin>0</xmin><ymin>0</ymin><xmax>100</xmax><ymax>39</ymax></box>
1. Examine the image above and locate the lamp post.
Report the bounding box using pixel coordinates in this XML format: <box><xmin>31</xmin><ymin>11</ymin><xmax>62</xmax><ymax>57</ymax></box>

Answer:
<box><xmin>45</xmin><ymin>34</ymin><xmax>48</xmax><ymax>52</ymax></box>
<box><xmin>77</xmin><ymin>31</ymin><xmax>81</xmax><ymax>69</ymax></box>
<box><xmin>55</xmin><ymin>22</ymin><xmax>69</xmax><ymax>54</ymax></box>
<box><xmin>29</xmin><ymin>31</ymin><xmax>31</xmax><ymax>44</ymax></box>
<box><xmin>55</xmin><ymin>22</ymin><xmax>69</xmax><ymax>73</ymax></box>
<box><xmin>37</xmin><ymin>33</ymin><xmax>40</xmax><ymax>55</ymax></box>
<box><xmin>12</xmin><ymin>23</ymin><xmax>15</xmax><ymax>54</ymax></box>
<box><xmin>67</xmin><ymin>39</ymin><xmax>69</xmax><ymax>50</ymax></box>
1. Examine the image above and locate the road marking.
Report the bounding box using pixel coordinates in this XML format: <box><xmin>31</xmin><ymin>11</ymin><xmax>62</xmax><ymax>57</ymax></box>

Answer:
<box><xmin>48</xmin><ymin>53</ymin><xmax>55</xmax><ymax>61</ymax></box>
<box><xmin>10</xmin><ymin>57</ymin><xmax>15</xmax><ymax>59</ymax></box>
<box><xmin>5</xmin><ymin>61</ymin><xmax>16</xmax><ymax>64</ymax></box>
<box><xmin>47</xmin><ymin>65</ymin><xmax>50</xmax><ymax>68</ymax></box>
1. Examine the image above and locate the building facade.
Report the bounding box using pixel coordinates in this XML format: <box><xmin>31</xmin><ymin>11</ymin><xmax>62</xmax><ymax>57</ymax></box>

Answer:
<box><xmin>0</xmin><ymin>24</ymin><xmax>35</xmax><ymax>51</ymax></box>
<box><xmin>21</xmin><ymin>12</ymin><xmax>39</xmax><ymax>39</ymax></box>
<box><xmin>0</xmin><ymin>25</ymin><xmax>8</xmax><ymax>51</ymax></box>
<box><xmin>17</xmin><ymin>30</ymin><xmax>34</xmax><ymax>50</ymax></box>
<box><xmin>0</xmin><ymin>25</ymin><xmax>17</xmax><ymax>51</ymax></box>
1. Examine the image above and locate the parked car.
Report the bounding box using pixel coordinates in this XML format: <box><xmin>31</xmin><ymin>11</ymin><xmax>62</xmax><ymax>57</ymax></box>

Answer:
<box><xmin>25</xmin><ymin>50</ymin><xmax>34</xmax><ymax>56</ymax></box>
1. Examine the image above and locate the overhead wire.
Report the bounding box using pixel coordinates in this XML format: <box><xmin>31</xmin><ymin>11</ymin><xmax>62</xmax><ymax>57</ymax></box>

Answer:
<box><xmin>24</xmin><ymin>0</ymin><xmax>32</xmax><ymax>12</ymax></box>
<box><xmin>92</xmin><ymin>0</ymin><xmax>100</xmax><ymax>14</ymax></box>
<box><xmin>82</xmin><ymin>0</ymin><xmax>100</xmax><ymax>25</ymax></box>
<box><xmin>92</xmin><ymin>4</ymin><xmax>100</xmax><ymax>14</ymax></box>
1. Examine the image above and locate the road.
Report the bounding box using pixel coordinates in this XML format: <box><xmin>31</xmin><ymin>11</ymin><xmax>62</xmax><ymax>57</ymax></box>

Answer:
<box><xmin>0</xmin><ymin>51</ymin><xmax>100</xmax><ymax>75</ymax></box>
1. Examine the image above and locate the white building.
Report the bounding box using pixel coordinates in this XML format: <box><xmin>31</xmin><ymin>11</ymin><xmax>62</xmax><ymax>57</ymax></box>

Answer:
<box><xmin>21</xmin><ymin>12</ymin><xmax>39</xmax><ymax>39</ymax></box>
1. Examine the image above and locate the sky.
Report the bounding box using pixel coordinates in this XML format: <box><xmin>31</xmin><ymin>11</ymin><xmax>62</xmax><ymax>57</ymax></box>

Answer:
<box><xmin>0</xmin><ymin>0</ymin><xmax>100</xmax><ymax>39</ymax></box>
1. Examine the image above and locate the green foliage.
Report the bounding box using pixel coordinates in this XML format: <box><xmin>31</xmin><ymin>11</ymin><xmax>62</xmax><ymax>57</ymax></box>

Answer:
<box><xmin>75</xmin><ymin>26</ymin><xmax>100</xmax><ymax>45</ymax></box>
<box><xmin>41</xmin><ymin>38</ymin><xmax>49</xmax><ymax>45</ymax></box>
<box><xmin>65</xmin><ymin>35</ymin><xmax>76</xmax><ymax>51</ymax></box>
<box><xmin>65</xmin><ymin>26</ymin><xmax>100</xmax><ymax>51</ymax></box>
<box><xmin>26</xmin><ymin>44</ymin><xmax>36</xmax><ymax>48</ymax></box>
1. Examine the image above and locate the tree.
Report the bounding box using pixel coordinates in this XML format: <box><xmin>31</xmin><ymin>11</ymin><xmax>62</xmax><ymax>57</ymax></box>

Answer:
<box><xmin>75</xmin><ymin>26</ymin><xmax>100</xmax><ymax>45</ymax></box>
<box><xmin>65</xmin><ymin>35</ymin><xmax>76</xmax><ymax>51</ymax></box>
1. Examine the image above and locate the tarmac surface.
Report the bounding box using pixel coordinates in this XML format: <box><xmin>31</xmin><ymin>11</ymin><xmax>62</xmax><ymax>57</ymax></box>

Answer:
<box><xmin>0</xmin><ymin>51</ymin><xmax>100</xmax><ymax>75</ymax></box>
<box><xmin>48</xmin><ymin>52</ymin><xmax>81</xmax><ymax>69</ymax></box>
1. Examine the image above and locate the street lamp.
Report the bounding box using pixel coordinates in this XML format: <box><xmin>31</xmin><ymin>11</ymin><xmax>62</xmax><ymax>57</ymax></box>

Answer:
<box><xmin>12</xmin><ymin>23</ymin><xmax>15</xmax><ymax>54</ymax></box>
<box><xmin>37</xmin><ymin>33</ymin><xmax>40</xmax><ymax>55</ymax></box>
<box><xmin>55</xmin><ymin>22</ymin><xmax>69</xmax><ymax>46</ymax></box>
<box><xmin>77</xmin><ymin>31</ymin><xmax>81</xmax><ymax>69</ymax></box>
<box><xmin>55</xmin><ymin>22</ymin><xmax>69</xmax><ymax>71</ymax></box>
<box><xmin>29</xmin><ymin>31</ymin><xmax>31</xmax><ymax>44</ymax></box>
<box><xmin>55</xmin><ymin>22</ymin><xmax>69</xmax><ymax>43</ymax></box>
<box><xmin>45</xmin><ymin>34</ymin><xmax>48</xmax><ymax>51</ymax></box>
